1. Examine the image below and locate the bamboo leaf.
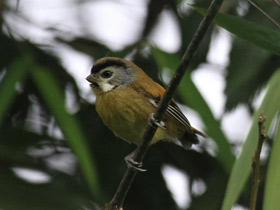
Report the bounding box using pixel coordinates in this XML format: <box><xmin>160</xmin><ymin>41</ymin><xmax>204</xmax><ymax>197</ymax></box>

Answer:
<box><xmin>152</xmin><ymin>47</ymin><xmax>234</xmax><ymax>173</ymax></box>
<box><xmin>0</xmin><ymin>56</ymin><xmax>30</xmax><ymax>127</ymax></box>
<box><xmin>263</xmin><ymin>117</ymin><xmax>280</xmax><ymax>210</ymax></box>
<box><xmin>221</xmin><ymin>70</ymin><xmax>280</xmax><ymax>210</ymax></box>
<box><xmin>0</xmin><ymin>169</ymin><xmax>101</xmax><ymax>210</ymax></box>
<box><xmin>30</xmin><ymin>65</ymin><xmax>100</xmax><ymax>198</ymax></box>
<box><xmin>193</xmin><ymin>6</ymin><xmax>280</xmax><ymax>55</ymax></box>
<box><xmin>180</xmin><ymin>74</ymin><xmax>234</xmax><ymax>172</ymax></box>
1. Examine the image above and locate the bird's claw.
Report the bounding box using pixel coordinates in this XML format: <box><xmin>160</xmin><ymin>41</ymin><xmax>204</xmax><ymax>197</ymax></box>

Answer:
<box><xmin>125</xmin><ymin>152</ymin><xmax>147</xmax><ymax>172</ymax></box>
<box><xmin>148</xmin><ymin>113</ymin><xmax>166</xmax><ymax>129</ymax></box>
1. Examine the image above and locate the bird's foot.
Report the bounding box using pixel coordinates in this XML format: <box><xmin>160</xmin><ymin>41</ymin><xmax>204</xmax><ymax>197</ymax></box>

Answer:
<box><xmin>148</xmin><ymin>113</ymin><xmax>166</xmax><ymax>129</ymax></box>
<box><xmin>125</xmin><ymin>151</ymin><xmax>147</xmax><ymax>172</ymax></box>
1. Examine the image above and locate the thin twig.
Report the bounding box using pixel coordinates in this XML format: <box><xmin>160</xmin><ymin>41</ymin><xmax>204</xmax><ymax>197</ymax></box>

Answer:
<box><xmin>248</xmin><ymin>0</ymin><xmax>280</xmax><ymax>29</ymax></box>
<box><xmin>105</xmin><ymin>0</ymin><xmax>224</xmax><ymax>209</ymax></box>
<box><xmin>16</xmin><ymin>0</ymin><xmax>20</xmax><ymax>12</ymax></box>
<box><xmin>273</xmin><ymin>0</ymin><xmax>280</xmax><ymax>7</ymax></box>
<box><xmin>249</xmin><ymin>113</ymin><xmax>267</xmax><ymax>210</ymax></box>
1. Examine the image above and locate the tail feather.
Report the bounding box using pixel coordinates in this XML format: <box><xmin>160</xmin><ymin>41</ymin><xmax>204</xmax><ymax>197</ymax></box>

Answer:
<box><xmin>179</xmin><ymin>127</ymin><xmax>205</xmax><ymax>150</ymax></box>
<box><xmin>192</xmin><ymin>127</ymin><xmax>206</xmax><ymax>138</ymax></box>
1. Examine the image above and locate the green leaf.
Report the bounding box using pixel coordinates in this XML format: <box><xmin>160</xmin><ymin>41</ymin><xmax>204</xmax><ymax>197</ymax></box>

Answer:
<box><xmin>0</xmin><ymin>169</ymin><xmax>100</xmax><ymax>210</ymax></box>
<box><xmin>0</xmin><ymin>56</ymin><xmax>30</xmax><ymax>127</ymax></box>
<box><xmin>30</xmin><ymin>65</ymin><xmax>100</xmax><ymax>198</ymax></box>
<box><xmin>192</xmin><ymin>6</ymin><xmax>280</xmax><ymax>55</ymax></box>
<box><xmin>225</xmin><ymin>39</ymin><xmax>277</xmax><ymax>110</ymax></box>
<box><xmin>221</xmin><ymin>70</ymin><xmax>280</xmax><ymax>210</ymax></box>
<box><xmin>180</xmin><ymin>74</ymin><xmax>235</xmax><ymax>173</ymax></box>
<box><xmin>152</xmin><ymin>47</ymin><xmax>234</xmax><ymax>173</ymax></box>
<box><xmin>264</xmin><ymin>117</ymin><xmax>280</xmax><ymax>210</ymax></box>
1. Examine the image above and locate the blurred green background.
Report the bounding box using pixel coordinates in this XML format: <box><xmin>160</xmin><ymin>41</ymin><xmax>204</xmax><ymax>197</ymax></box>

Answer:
<box><xmin>0</xmin><ymin>0</ymin><xmax>280</xmax><ymax>209</ymax></box>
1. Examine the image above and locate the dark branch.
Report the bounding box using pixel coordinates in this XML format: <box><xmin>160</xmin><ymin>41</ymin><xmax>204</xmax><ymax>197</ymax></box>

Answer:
<box><xmin>249</xmin><ymin>113</ymin><xmax>267</xmax><ymax>210</ymax></box>
<box><xmin>106</xmin><ymin>0</ymin><xmax>225</xmax><ymax>209</ymax></box>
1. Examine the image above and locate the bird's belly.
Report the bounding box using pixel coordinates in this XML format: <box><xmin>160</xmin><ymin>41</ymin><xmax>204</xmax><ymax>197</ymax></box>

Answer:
<box><xmin>95</xmin><ymin>89</ymin><xmax>174</xmax><ymax>145</ymax></box>
<box><xmin>105</xmin><ymin>115</ymin><xmax>147</xmax><ymax>145</ymax></box>
<box><xmin>95</xmin><ymin>92</ymin><xmax>149</xmax><ymax>145</ymax></box>
<box><xmin>102</xmin><ymin>113</ymin><xmax>168</xmax><ymax>145</ymax></box>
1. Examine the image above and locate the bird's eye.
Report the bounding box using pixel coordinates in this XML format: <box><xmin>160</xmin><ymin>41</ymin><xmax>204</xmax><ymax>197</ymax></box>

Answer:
<box><xmin>101</xmin><ymin>70</ymin><xmax>113</xmax><ymax>78</ymax></box>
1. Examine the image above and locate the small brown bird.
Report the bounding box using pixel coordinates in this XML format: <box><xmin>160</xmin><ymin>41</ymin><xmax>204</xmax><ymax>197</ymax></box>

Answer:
<box><xmin>86</xmin><ymin>57</ymin><xmax>204</xmax><ymax>169</ymax></box>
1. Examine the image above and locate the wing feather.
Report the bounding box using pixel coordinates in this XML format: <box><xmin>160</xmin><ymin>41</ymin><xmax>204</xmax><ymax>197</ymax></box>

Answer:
<box><xmin>132</xmin><ymin>82</ymin><xmax>193</xmax><ymax>131</ymax></box>
<box><xmin>166</xmin><ymin>101</ymin><xmax>193</xmax><ymax>132</ymax></box>
<box><xmin>148</xmin><ymin>96</ymin><xmax>192</xmax><ymax>130</ymax></box>
<box><xmin>166</xmin><ymin>102</ymin><xmax>191</xmax><ymax>128</ymax></box>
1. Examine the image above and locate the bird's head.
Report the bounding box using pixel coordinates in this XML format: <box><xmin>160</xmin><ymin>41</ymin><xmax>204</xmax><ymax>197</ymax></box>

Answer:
<box><xmin>86</xmin><ymin>57</ymin><xmax>140</xmax><ymax>95</ymax></box>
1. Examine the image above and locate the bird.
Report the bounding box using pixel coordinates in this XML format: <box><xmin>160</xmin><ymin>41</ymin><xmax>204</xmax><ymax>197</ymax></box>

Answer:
<box><xmin>86</xmin><ymin>57</ymin><xmax>205</xmax><ymax>170</ymax></box>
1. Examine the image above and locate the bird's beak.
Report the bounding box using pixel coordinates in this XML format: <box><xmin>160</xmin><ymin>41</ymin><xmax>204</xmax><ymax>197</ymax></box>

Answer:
<box><xmin>86</xmin><ymin>74</ymin><xmax>95</xmax><ymax>83</ymax></box>
<box><xmin>86</xmin><ymin>74</ymin><xmax>99</xmax><ymax>88</ymax></box>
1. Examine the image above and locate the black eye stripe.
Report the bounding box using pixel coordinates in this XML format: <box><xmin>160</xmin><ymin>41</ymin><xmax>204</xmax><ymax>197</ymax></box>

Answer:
<box><xmin>91</xmin><ymin>59</ymin><xmax>126</xmax><ymax>74</ymax></box>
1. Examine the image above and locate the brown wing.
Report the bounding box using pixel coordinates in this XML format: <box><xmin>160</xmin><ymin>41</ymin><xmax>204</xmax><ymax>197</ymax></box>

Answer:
<box><xmin>166</xmin><ymin>100</ymin><xmax>192</xmax><ymax>130</ymax></box>
<box><xmin>132</xmin><ymin>76</ymin><xmax>206</xmax><ymax>139</ymax></box>
<box><xmin>167</xmin><ymin>99</ymin><xmax>205</xmax><ymax>137</ymax></box>
<box><xmin>140</xmin><ymin>82</ymin><xmax>193</xmax><ymax>132</ymax></box>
